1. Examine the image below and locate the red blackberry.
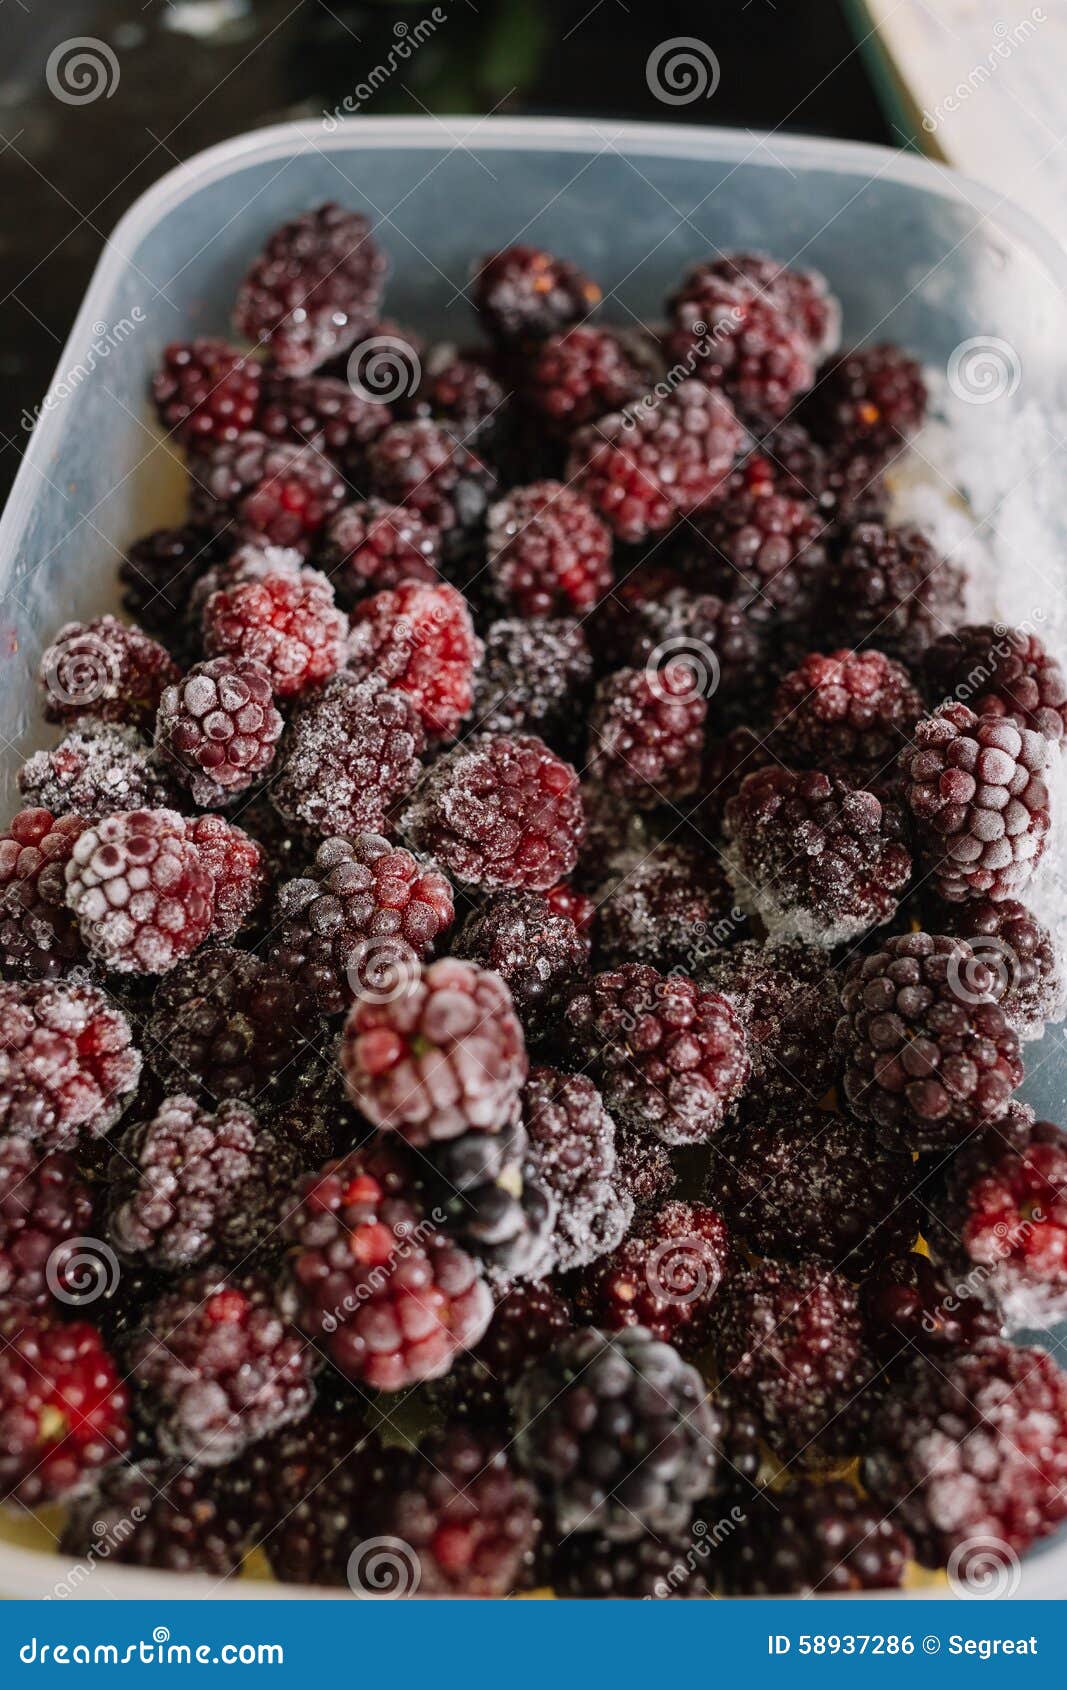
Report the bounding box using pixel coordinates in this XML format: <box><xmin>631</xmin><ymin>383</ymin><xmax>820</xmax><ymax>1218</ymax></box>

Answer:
<box><xmin>825</xmin><ymin>522</ymin><xmax>964</xmax><ymax>663</ymax></box>
<box><xmin>126</xmin><ymin>1270</ymin><xmax>315</xmax><ymax>1466</ymax></box>
<box><xmin>318</xmin><ymin>498</ymin><xmax>441</xmax><ymax>602</ymax></box>
<box><xmin>64</xmin><ymin>808</ymin><xmax>213</xmax><ymax>974</ymax></box>
<box><xmin>922</xmin><ymin>622</ymin><xmax>1067</xmax><ymax>743</ymax></box>
<box><xmin>567</xmin><ymin>380</ymin><xmax>743</xmax><ymax>544</ymax></box>
<box><xmin>405</xmin><ymin>344</ymin><xmax>508</xmax><ymax>442</ymax></box>
<box><xmin>234</xmin><ymin>202</ymin><xmax>386</xmax><ymax>375</ymax></box>
<box><xmin>0</xmin><ymin>807</ymin><xmax>87</xmax><ymax>980</ymax></box>
<box><xmin>0</xmin><ymin>1309</ymin><xmax>130</xmax><ymax>1505</ymax></box>
<box><xmin>146</xmin><ymin>946</ymin><xmax>315</xmax><ymax>1105</ymax></box>
<box><xmin>863</xmin><ymin>1339</ymin><xmax>1067</xmax><ymax>1564</ymax></box>
<box><xmin>576</xmin><ymin>1200</ymin><xmax>731</xmax><ymax>1352</ymax></box>
<box><xmin>186</xmin><ymin>539</ymin><xmax>303</xmax><ymax>639</ymax></box>
<box><xmin>0</xmin><ymin>978</ymin><xmax>140</xmax><ymax>1149</ymax></box>
<box><xmin>437</xmin><ymin>1280</ymin><xmax>573</xmax><ymax>1425</ymax></box>
<box><xmin>705</xmin><ymin>938</ymin><xmax>839</xmax><ymax>1105</ymax></box>
<box><xmin>347</xmin><ymin>579</ymin><xmax>481</xmax><ymax>741</ymax></box>
<box><xmin>900</xmin><ymin>702</ymin><xmax>1051</xmax><ymax>903</ymax></box>
<box><xmin>107</xmin><ymin>1094</ymin><xmax>300</xmax><ymax>1272</ymax></box>
<box><xmin>156</xmin><ymin>656</ymin><xmax>283</xmax><ymax>805</ymax></box>
<box><xmin>40</xmin><ymin>615</ymin><xmax>180</xmax><ymax>735</ymax></box>
<box><xmin>566</xmin><ymin>964</ymin><xmax>748</xmax><ymax>1146</ymax></box>
<box><xmin>744</xmin><ymin>254</ymin><xmax>841</xmax><ymax>358</ymax></box>
<box><xmin>724</xmin><ymin>766</ymin><xmax>911</xmax><ymax>943</ymax></box>
<box><xmin>269</xmin><ymin>832</ymin><xmax>454</xmax><ymax>1017</ymax></box>
<box><xmin>687</xmin><ymin>724</ymin><xmax>776</xmax><ymax>840</ymax></box>
<box><xmin>151</xmin><ymin>338</ymin><xmax>263</xmax><ymax>446</ymax></box>
<box><xmin>453</xmin><ymin>893</ymin><xmax>588</xmax><ymax>1044</ymax></box>
<box><xmin>61</xmin><ymin>1462</ymin><xmax>248</xmax><ymax>1576</ymax></box>
<box><xmin>587</xmin><ymin>664</ymin><xmax>707</xmax><ymax>809</ymax></box>
<box><xmin>191</xmin><ymin>433</ymin><xmax>347</xmax><ymax>554</ymax></box>
<box><xmin>836</xmin><ymin>932</ymin><xmax>1024</xmax><ymax>1153</ymax></box>
<box><xmin>513</xmin><ymin>1325</ymin><xmax>717</xmax><ymax>1540</ymax></box>
<box><xmin>723</xmin><ymin>1480</ymin><xmax>910</xmax><ymax>1595</ymax></box>
<box><xmin>939</xmin><ymin>897</ymin><xmax>1064</xmax><ymax>1042</ymax></box>
<box><xmin>521</xmin><ymin>325</ymin><xmax>651</xmax><ymax>434</ymax></box>
<box><xmin>712</xmin><ymin>1104</ymin><xmax>919</xmax><ymax>1273</ymax></box>
<box><xmin>202</xmin><ymin>563</ymin><xmax>347</xmax><ymax>699</ymax></box>
<box><xmin>599</xmin><ymin>586</ymin><xmax>764</xmax><ymax>711</ymax></box>
<box><xmin>615</xmin><ymin>1126</ymin><xmax>676</xmax><ymax>1210</ymax></box>
<box><xmin>804</xmin><ymin>342</ymin><xmax>927</xmax><ymax>456</ymax></box>
<box><xmin>402</xmin><ymin>732</ymin><xmax>583</xmax><ymax>893</ymax></box>
<box><xmin>281</xmin><ymin>1140</ymin><xmax>492</xmax><ymax>1389</ymax></box>
<box><xmin>341</xmin><ymin>956</ymin><xmax>526</xmax><ymax>1144</ymax></box>
<box><xmin>119</xmin><ymin>525</ymin><xmax>221</xmax><ymax>638</ymax></box>
<box><xmin>258</xmin><ymin>372</ymin><xmax>391</xmax><ymax>478</ymax></box>
<box><xmin>20</xmin><ymin>719</ymin><xmax>177</xmax><ymax>820</ymax></box>
<box><xmin>665</xmin><ymin>256</ymin><xmax>816</xmax><ymax>427</ymax></box>
<box><xmin>772</xmin><ymin>647</ymin><xmax>922</xmax><ymax>774</ymax></box>
<box><xmin>860</xmin><ymin>1249</ymin><xmax>1002</xmax><ymax>1366</ymax></box>
<box><xmin>0</xmin><ymin>1139</ymin><xmax>94</xmax><ymax>1308</ymax></box>
<box><xmin>187</xmin><ymin>813</ymin><xmax>267</xmax><ymax>940</ymax></box>
<box><xmin>367</xmin><ymin>419</ymin><xmax>497</xmax><ymax>545</ymax></box>
<box><xmin>684</xmin><ymin>486</ymin><xmax>828</xmax><ymax>625</ymax></box>
<box><xmin>543</xmin><ymin>879</ymin><xmax>595</xmax><ymax>936</ymax></box>
<box><xmin>521</xmin><ymin>1065</ymin><xmax>632</xmax><ymax>1271</ymax></box>
<box><xmin>272</xmin><ymin>673</ymin><xmax>425</xmax><ymax>838</ymax></box>
<box><xmin>472</xmin><ymin>244</ymin><xmax>601</xmax><ymax>341</ymax></box>
<box><xmin>595</xmin><ymin>842</ymin><xmax>738</xmax><ymax>973</ymax></box>
<box><xmin>717</xmin><ymin>1259</ymin><xmax>874</xmax><ymax>1462</ymax></box>
<box><xmin>485</xmin><ymin>481</ymin><xmax>613</xmax><ymax>620</ymax></box>
<box><xmin>471</xmin><ymin>617</ymin><xmax>593</xmax><ymax>749</ymax></box>
<box><xmin>552</xmin><ymin>1524</ymin><xmax>711</xmax><ymax>1599</ymax></box>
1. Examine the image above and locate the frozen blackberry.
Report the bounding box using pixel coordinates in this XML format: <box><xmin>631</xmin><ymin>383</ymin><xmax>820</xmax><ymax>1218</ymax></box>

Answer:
<box><xmin>804</xmin><ymin>343</ymin><xmax>927</xmax><ymax>456</ymax></box>
<box><xmin>20</xmin><ymin>718</ymin><xmax>178</xmax><ymax>820</ymax></box>
<box><xmin>860</xmin><ymin>1249</ymin><xmax>1002</xmax><ymax>1366</ymax></box>
<box><xmin>566</xmin><ymin>964</ymin><xmax>748</xmax><ymax>1146</ymax></box>
<box><xmin>402</xmin><ymin>732</ymin><xmax>583</xmax><ymax>893</ymax></box>
<box><xmin>472</xmin><ymin>244</ymin><xmax>601</xmax><ymax>341</ymax></box>
<box><xmin>863</xmin><ymin>1339</ymin><xmax>1067</xmax><ymax>1564</ymax></box>
<box><xmin>922</xmin><ymin>622</ymin><xmax>1067</xmax><ymax>743</ymax></box>
<box><xmin>127</xmin><ymin>1270</ymin><xmax>315</xmax><ymax>1467</ymax></box>
<box><xmin>772</xmin><ymin>647</ymin><xmax>922</xmax><ymax>774</ymax></box>
<box><xmin>684</xmin><ymin>485</ymin><xmax>828</xmax><ymax>625</ymax></box>
<box><xmin>585</xmin><ymin>560</ymin><xmax>689</xmax><ymax>671</ymax></box>
<box><xmin>40</xmin><ymin>615</ymin><xmax>180</xmax><ymax>735</ymax></box>
<box><xmin>717</xmin><ymin>1260</ymin><xmax>874</xmax><ymax>1462</ymax></box>
<box><xmin>435</xmin><ymin>1153</ymin><xmax>558</xmax><ymax>1288</ymax></box>
<box><xmin>0</xmin><ymin>807</ymin><xmax>87</xmax><ymax>980</ymax></box>
<box><xmin>552</xmin><ymin>1524</ymin><xmax>711</xmax><ymax>1599</ymax></box>
<box><xmin>238</xmin><ymin>789</ymin><xmax>313</xmax><ymax>888</ymax></box>
<box><xmin>573</xmin><ymin>782</ymin><xmax>653</xmax><ymax>889</ymax></box>
<box><xmin>0</xmin><ymin>1139</ymin><xmax>94</xmax><ymax>1309</ymax></box>
<box><xmin>687</xmin><ymin>724</ymin><xmax>776</xmax><ymax>841</ymax></box>
<box><xmin>186</xmin><ymin>813</ymin><xmax>268</xmax><ymax>941</ymax></box>
<box><xmin>723</xmin><ymin>767</ymin><xmax>912</xmax><ymax>944</ymax></box>
<box><xmin>347</xmin><ymin>579</ymin><xmax>481</xmax><ymax>741</ymax></box>
<box><xmin>61</xmin><ymin>1461</ymin><xmax>248</xmax><ymax>1576</ymax></box>
<box><xmin>186</xmin><ymin>540</ymin><xmax>304</xmax><ymax>641</ymax></box>
<box><xmin>202</xmin><ymin>563</ymin><xmax>347</xmax><ymax>700</ymax></box>
<box><xmin>587</xmin><ymin>664</ymin><xmax>707</xmax><ymax>809</ymax></box>
<box><xmin>614</xmin><ymin>1126</ymin><xmax>676</xmax><ymax>1210</ymax></box>
<box><xmin>234</xmin><ymin>202</ymin><xmax>386</xmax><ymax>375</ymax></box>
<box><xmin>272</xmin><ymin>672</ymin><xmax>426</xmax><ymax>838</ymax></box>
<box><xmin>520</xmin><ymin>1065</ymin><xmax>632</xmax><ymax>1272</ymax></box>
<box><xmin>485</xmin><ymin>481</ymin><xmax>613</xmax><ymax>619</ymax></box>
<box><xmin>521</xmin><ymin>325</ymin><xmax>651</xmax><ymax>434</ymax></box>
<box><xmin>222</xmin><ymin>1405</ymin><xmax>374</xmax><ymax>1573</ymax></box>
<box><xmin>704</xmin><ymin>938</ymin><xmax>839</xmax><ymax>1104</ymax></box>
<box><xmin>0</xmin><ymin>978</ymin><xmax>140</xmax><ymax>1149</ymax></box>
<box><xmin>155</xmin><ymin>656</ymin><xmax>283</xmax><ymax>806</ymax></box>
<box><xmin>836</xmin><ymin>932</ymin><xmax>1024</xmax><ymax>1153</ymax></box>
<box><xmin>258</xmin><ymin>1051</ymin><xmax>351</xmax><ymax>1169</ymax></box>
<box><xmin>151</xmin><ymin>338</ymin><xmax>263</xmax><ymax>446</ymax></box>
<box><xmin>436</xmin><ymin>1281</ymin><xmax>573</xmax><ymax>1425</ymax></box>
<box><xmin>258</xmin><ymin>372</ymin><xmax>390</xmax><ymax>478</ymax></box>
<box><xmin>318</xmin><ymin>498</ymin><xmax>441</xmax><ymax>602</ymax></box>
<box><xmin>281</xmin><ymin>1140</ymin><xmax>492</xmax><ymax>1389</ymax></box>
<box><xmin>119</xmin><ymin>525</ymin><xmax>221</xmax><ymax>638</ymax></box>
<box><xmin>367</xmin><ymin>419</ymin><xmax>497</xmax><ymax>547</ymax></box>
<box><xmin>899</xmin><ymin>702</ymin><xmax>1051</xmax><ymax>903</ymax></box>
<box><xmin>576</xmin><ymin>1200</ymin><xmax>731</xmax><ymax>1352</ymax></box>
<box><xmin>404</xmin><ymin>343</ymin><xmax>508</xmax><ymax>442</ymax></box>
<box><xmin>595</xmin><ymin>843</ymin><xmax>738</xmax><ymax>973</ymax></box>
<box><xmin>665</xmin><ymin>255</ymin><xmax>816</xmax><ymax>427</ymax></box>
<box><xmin>825</xmin><ymin>522</ymin><xmax>964</xmax><ymax>663</ymax></box>
<box><xmin>939</xmin><ymin>897</ymin><xmax>1064</xmax><ymax>1042</ymax></box>
<box><xmin>0</xmin><ymin>1309</ymin><xmax>131</xmax><ymax>1506</ymax></box>
<box><xmin>711</xmin><ymin>1104</ymin><xmax>919</xmax><ymax>1273</ymax></box>
<box><xmin>107</xmin><ymin>1094</ymin><xmax>301</xmax><ymax>1272</ymax></box>
<box><xmin>760</xmin><ymin>419</ymin><xmax>889</xmax><ymax>523</ymax></box>
<box><xmin>341</xmin><ymin>956</ymin><xmax>526</xmax><ymax>1145</ymax></box>
<box><xmin>146</xmin><ymin>946</ymin><xmax>315</xmax><ymax>1105</ymax></box>
<box><xmin>191</xmin><ymin>433</ymin><xmax>348</xmax><ymax>554</ymax></box>
<box><xmin>600</xmin><ymin>585</ymin><xmax>764</xmax><ymax>711</ymax></box>
<box><xmin>64</xmin><ymin>808</ymin><xmax>214</xmax><ymax>974</ymax></box>
<box><xmin>453</xmin><ymin>893</ymin><xmax>588</xmax><ymax>1044</ymax></box>
<box><xmin>471</xmin><ymin>617</ymin><xmax>593</xmax><ymax>748</ymax></box>
<box><xmin>567</xmin><ymin>380</ymin><xmax>744</xmax><ymax>544</ymax></box>
<box><xmin>723</xmin><ymin>1480</ymin><xmax>910</xmax><ymax>1595</ymax></box>
<box><xmin>513</xmin><ymin>1325</ymin><xmax>717</xmax><ymax>1540</ymax></box>
<box><xmin>269</xmin><ymin>832</ymin><xmax>454</xmax><ymax>1017</ymax></box>
<box><xmin>543</xmin><ymin>879</ymin><xmax>595</xmax><ymax>936</ymax></box>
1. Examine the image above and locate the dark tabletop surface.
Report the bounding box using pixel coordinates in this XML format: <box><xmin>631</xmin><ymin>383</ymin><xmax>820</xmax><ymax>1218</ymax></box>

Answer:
<box><xmin>0</xmin><ymin>0</ymin><xmax>892</xmax><ymax>497</ymax></box>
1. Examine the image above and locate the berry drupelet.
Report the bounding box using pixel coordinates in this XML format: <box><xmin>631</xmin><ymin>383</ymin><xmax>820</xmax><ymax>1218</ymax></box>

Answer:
<box><xmin>61</xmin><ymin>1462</ymin><xmax>249</xmax><ymax>1577</ymax></box>
<box><xmin>0</xmin><ymin>1139</ymin><xmax>94</xmax><ymax>1309</ymax></box>
<box><xmin>403</xmin><ymin>344</ymin><xmax>508</xmax><ymax>443</ymax></box>
<box><xmin>575</xmin><ymin>1199</ymin><xmax>731</xmax><ymax>1353</ymax></box>
<box><xmin>938</xmin><ymin>897</ymin><xmax>1064</xmax><ymax>1042</ymax></box>
<box><xmin>520</xmin><ymin>1064</ymin><xmax>632</xmax><ymax>1272</ymax></box>
<box><xmin>0</xmin><ymin>1309</ymin><xmax>131</xmax><ymax>1506</ymax></box>
<box><xmin>155</xmin><ymin>656</ymin><xmax>283</xmax><ymax>806</ymax></box>
<box><xmin>19</xmin><ymin>719</ymin><xmax>178</xmax><ymax>820</ymax></box>
<box><xmin>39</xmin><ymin>616</ymin><xmax>180</xmax><ymax>736</ymax></box>
<box><xmin>0</xmin><ymin>807</ymin><xmax>87</xmax><ymax>980</ymax></box>
<box><xmin>704</xmin><ymin>938</ymin><xmax>839</xmax><ymax>1105</ymax></box>
<box><xmin>922</xmin><ymin>622</ymin><xmax>1067</xmax><ymax>743</ymax></box>
<box><xmin>151</xmin><ymin>338</ymin><xmax>263</xmax><ymax>446</ymax></box>
<box><xmin>0</xmin><ymin>978</ymin><xmax>141</xmax><ymax>1149</ymax></box>
<box><xmin>594</xmin><ymin>842</ymin><xmax>738</xmax><ymax>973</ymax></box>
<box><xmin>201</xmin><ymin>563</ymin><xmax>348</xmax><ymax>700</ymax></box>
<box><xmin>485</xmin><ymin>481</ymin><xmax>613</xmax><ymax>619</ymax></box>
<box><xmin>430</xmin><ymin>1143</ymin><xmax>558</xmax><ymax>1289</ymax></box>
<box><xmin>472</xmin><ymin>244</ymin><xmax>601</xmax><ymax>342</ymax></box>
<box><xmin>453</xmin><ymin>892</ymin><xmax>588</xmax><ymax>1045</ymax></box>
<box><xmin>823</xmin><ymin>521</ymin><xmax>964</xmax><ymax>665</ymax></box>
<box><xmin>347</xmin><ymin>579</ymin><xmax>481</xmax><ymax>741</ymax></box>
<box><xmin>614</xmin><ymin>1126</ymin><xmax>677</xmax><ymax>1211</ymax></box>
<box><xmin>772</xmin><ymin>647</ymin><xmax>923</xmax><ymax>775</ymax></box>
<box><xmin>318</xmin><ymin>498</ymin><xmax>441</xmax><ymax>601</ymax></box>
<box><xmin>64</xmin><ymin>808</ymin><xmax>214</xmax><ymax>975</ymax></box>
<box><xmin>271</xmin><ymin>672</ymin><xmax>426</xmax><ymax>840</ymax></box>
<box><xmin>470</xmin><ymin>617</ymin><xmax>593</xmax><ymax>748</ymax></box>
<box><xmin>723</xmin><ymin>1481</ymin><xmax>910</xmax><ymax>1595</ymax></box>
<box><xmin>587</xmin><ymin>664</ymin><xmax>708</xmax><ymax>809</ymax></box>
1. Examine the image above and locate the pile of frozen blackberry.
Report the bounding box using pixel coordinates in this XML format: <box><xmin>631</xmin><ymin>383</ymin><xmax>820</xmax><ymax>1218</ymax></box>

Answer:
<box><xmin>4</xmin><ymin>206</ymin><xmax>1067</xmax><ymax>1598</ymax></box>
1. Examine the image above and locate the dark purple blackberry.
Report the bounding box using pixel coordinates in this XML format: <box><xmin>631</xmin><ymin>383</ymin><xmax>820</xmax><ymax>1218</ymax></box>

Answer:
<box><xmin>587</xmin><ymin>664</ymin><xmax>707</xmax><ymax>809</ymax></box>
<box><xmin>485</xmin><ymin>480</ymin><xmax>613</xmax><ymax>619</ymax></box>
<box><xmin>472</xmin><ymin>244</ymin><xmax>601</xmax><ymax>341</ymax></box>
<box><xmin>686</xmin><ymin>725</ymin><xmax>777</xmax><ymax>842</ymax></box>
<box><xmin>573</xmin><ymin>782</ymin><xmax>653</xmax><ymax>889</ymax></box>
<box><xmin>724</xmin><ymin>767</ymin><xmax>912</xmax><ymax>944</ymax></box>
<box><xmin>434</xmin><ymin>1281</ymin><xmax>573</xmax><ymax>1426</ymax></box>
<box><xmin>584</xmin><ymin>561</ymin><xmax>688</xmax><ymax>670</ymax></box>
<box><xmin>39</xmin><ymin>616</ymin><xmax>180</xmax><ymax>736</ymax></box>
<box><xmin>155</xmin><ymin>656</ymin><xmax>283</xmax><ymax>807</ymax></box>
<box><xmin>0</xmin><ymin>807</ymin><xmax>87</xmax><ymax>981</ymax></box>
<box><xmin>453</xmin><ymin>892</ymin><xmax>588</xmax><ymax>1043</ymax></box>
<box><xmin>747</xmin><ymin>422</ymin><xmax>889</xmax><ymax>525</ymax></box>
<box><xmin>404</xmin><ymin>344</ymin><xmax>508</xmax><ymax>443</ymax></box>
<box><xmin>684</xmin><ymin>485</ymin><xmax>829</xmax><ymax>625</ymax></box>
<box><xmin>19</xmin><ymin>719</ymin><xmax>178</xmax><ymax>819</ymax></box>
<box><xmin>575</xmin><ymin>1200</ymin><xmax>731</xmax><ymax>1353</ymax></box>
<box><xmin>367</xmin><ymin>419</ymin><xmax>497</xmax><ymax>548</ymax></box>
<box><xmin>61</xmin><ymin>1462</ymin><xmax>249</xmax><ymax>1576</ymax></box>
<box><xmin>234</xmin><ymin>203</ymin><xmax>386</xmax><ymax>376</ymax></box>
<box><xmin>428</xmin><ymin>1147</ymin><xmax>557</xmax><ymax>1288</ymax></box>
<box><xmin>471</xmin><ymin>617</ymin><xmax>592</xmax><ymax>749</ymax></box>
<box><xmin>772</xmin><ymin>647</ymin><xmax>923</xmax><ymax>774</ymax></box>
<box><xmin>599</xmin><ymin>585</ymin><xmax>764</xmax><ymax>711</ymax></box>
<box><xmin>0</xmin><ymin>1139</ymin><xmax>94</xmax><ymax>1309</ymax></box>
<box><xmin>860</xmin><ymin>1249</ymin><xmax>1002</xmax><ymax>1366</ymax></box>
<box><xmin>520</xmin><ymin>1065</ymin><xmax>632</xmax><ymax>1272</ymax></box>
<box><xmin>317</xmin><ymin>498</ymin><xmax>441</xmax><ymax>602</ymax></box>
<box><xmin>704</xmin><ymin>938</ymin><xmax>839</xmax><ymax>1105</ymax></box>
<box><xmin>258</xmin><ymin>1051</ymin><xmax>351</xmax><ymax>1169</ymax></box>
<box><xmin>126</xmin><ymin>1270</ymin><xmax>315</xmax><ymax>1467</ymax></box>
<box><xmin>552</xmin><ymin>1523</ymin><xmax>711</xmax><ymax>1599</ymax></box>
<box><xmin>614</xmin><ymin>1126</ymin><xmax>676</xmax><ymax>1210</ymax></box>
<box><xmin>723</xmin><ymin>1481</ymin><xmax>910</xmax><ymax>1594</ymax></box>
<box><xmin>804</xmin><ymin>342</ymin><xmax>927</xmax><ymax>456</ymax></box>
<box><xmin>594</xmin><ymin>842</ymin><xmax>739</xmax><ymax>972</ymax></box>
<box><xmin>836</xmin><ymin>932</ymin><xmax>1024</xmax><ymax>1153</ymax></box>
<box><xmin>151</xmin><ymin>338</ymin><xmax>263</xmax><ymax>446</ymax></box>
<box><xmin>664</xmin><ymin>255</ymin><xmax>816</xmax><ymax>428</ymax></box>
<box><xmin>221</xmin><ymin>1405</ymin><xmax>372</xmax><ymax>1568</ymax></box>
<box><xmin>271</xmin><ymin>673</ymin><xmax>426</xmax><ymax>839</ymax></box>
<box><xmin>514</xmin><ymin>1325</ymin><xmax>717</xmax><ymax>1540</ymax></box>
<box><xmin>119</xmin><ymin>525</ymin><xmax>222</xmax><ymax>639</ymax></box>
<box><xmin>824</xmin><ymin>522</ymin><xmax>964</xmax><ymax>664</ymax></box>
<box><xmin>521</xmin><ymin>325</ymin><xmax>652</xmax><ymax>434</ymax></box>
<box><xmin>922</xmin><ymin>622</ymin><xmax>1067</xmax><ymax>743</ymax></box>
<box><xmin>257</xmin><ymin>372</ymin><xmax>391</xmax><ymax>478</ymax></box>
<box><xmin>938</xmin><ymin>896</ymin><xmax>1064</xmax><ymax>1042</ymax></box>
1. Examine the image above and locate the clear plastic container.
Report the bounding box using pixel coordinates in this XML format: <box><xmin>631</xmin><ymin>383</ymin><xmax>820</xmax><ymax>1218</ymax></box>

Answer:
<box><xmin>1</xmin><ymin>115</ymin><xmax>1065</xmax><ymax>1600</ymax></box>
